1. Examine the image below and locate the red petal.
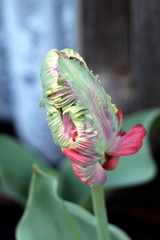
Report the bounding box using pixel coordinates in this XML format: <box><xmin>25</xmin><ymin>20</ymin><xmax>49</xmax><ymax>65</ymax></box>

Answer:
<box><xmin>63</xmin><ymin>113</ymin><xmax>77</xmax><ymax>139</ymax></box>
<box><xmin>110</xmin><ymin>124</ymin><xmax>146</xmax><ymax>156</ymax></box>
<box><xmin>62</xmin><ymin>148</ymin><xmax>97</xmax><ymax>165</ymax></box>
<box><xmin>102</xmin><ymin>154</ymin><xmax>119</xmax><ymax>170</ymax></box>
<box><xmin>116</xmin><ymin>107</ymin><xmax>123</xmax><ymax>131</ymax></box>
<box><xmin>120</xmin><ymin>130</ymin><xmax>126</xmax><ymax>137</ymax></box>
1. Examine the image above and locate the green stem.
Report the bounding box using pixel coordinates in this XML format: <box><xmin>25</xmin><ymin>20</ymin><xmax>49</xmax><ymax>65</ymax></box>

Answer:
<box><xmin>91</xmin><ymin>186</ymin><xmax>111</xmax><ymax>240</ymax></box>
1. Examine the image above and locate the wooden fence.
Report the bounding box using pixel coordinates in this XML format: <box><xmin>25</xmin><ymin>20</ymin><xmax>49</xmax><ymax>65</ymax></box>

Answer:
<box><xmin>82</xmin><ymin>0</ymin><xmax>160</xmax><ymax>113</ymax></box>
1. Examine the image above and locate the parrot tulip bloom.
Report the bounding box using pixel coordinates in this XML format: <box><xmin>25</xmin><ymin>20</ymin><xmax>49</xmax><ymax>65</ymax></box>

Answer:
<box><xmin>41</xmin><ymin>48</ymin><xmax>146</xmax><ymax>187</ymax></box>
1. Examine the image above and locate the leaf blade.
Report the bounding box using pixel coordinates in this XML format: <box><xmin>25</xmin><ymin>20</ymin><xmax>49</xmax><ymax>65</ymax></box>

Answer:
<box><xmin>16</xmin><ymin>166</ymin><xmax>131</xmax><ymax>240</ymax></box>
<box><xmin>0</xmin><ymin>134</ymin><xmax>48</xmax><ymax>204</ymax></box>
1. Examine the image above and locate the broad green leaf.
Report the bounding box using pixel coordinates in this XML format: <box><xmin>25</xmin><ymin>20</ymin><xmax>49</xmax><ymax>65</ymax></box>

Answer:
<box><xmin>59</xmin><ymin>108</ymin><xmax>159</xmax><ymax>203</ymax></box>
<box><xmin>16</xmin><ymin>166</ymin><xmax>131</xmax><ymax>240</ymax></box>
<box><xmin>109</xmin><ymin>224</ymin><xmax>132</xmax><ymax>240</ymax></box>
<box><xmin>0</xmin><ymin>134</ymin><xmax>48</xmax><ymax>204</ymax></box>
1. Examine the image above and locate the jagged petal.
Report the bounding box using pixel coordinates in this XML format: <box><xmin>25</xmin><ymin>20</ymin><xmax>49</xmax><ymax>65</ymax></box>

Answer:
<box><xmin>58</xmin><ymin>50</ymin><xmax>119</xmax><ymax>149</ymax></box>
<box><xmin>72</xmin><ymin>162</ymin><xmax>107</xmax><ymax>187</ymax></box>
<box><xmin>41</xmin><ymin>48</ymin><xmax>119</xmax><ymax>156</ymax></box>
<box><xmin>109</xmin><ymin>124</ymin><xmax>146</xmax><ymax>156</ymax></box>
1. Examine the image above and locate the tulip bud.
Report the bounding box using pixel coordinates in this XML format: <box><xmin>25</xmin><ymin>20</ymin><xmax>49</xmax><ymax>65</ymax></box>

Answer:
<box><xmin>41</xmin><ymin>48</ymin><xmax>146</xmax><ymax>186</ymax></box>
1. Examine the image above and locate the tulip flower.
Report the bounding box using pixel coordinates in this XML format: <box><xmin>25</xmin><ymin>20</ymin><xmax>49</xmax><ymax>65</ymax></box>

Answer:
<box><xmin>41</xmin><ymin>48</ymin><xmax>146</xmax><ymax>187</ymax></box>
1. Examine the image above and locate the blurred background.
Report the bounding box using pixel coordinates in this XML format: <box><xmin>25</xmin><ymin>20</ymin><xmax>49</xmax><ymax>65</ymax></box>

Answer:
<box><xmin>0</xmin><ymin>0</ymin><xmax>160</xmax><ymax>239</ymax></box>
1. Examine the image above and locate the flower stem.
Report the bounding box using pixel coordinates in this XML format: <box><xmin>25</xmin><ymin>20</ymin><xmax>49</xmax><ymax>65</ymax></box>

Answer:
<box><xmin>91</xmin><ymin>186</ymin><xmax>111</xmax><ymax>240</ymax></box>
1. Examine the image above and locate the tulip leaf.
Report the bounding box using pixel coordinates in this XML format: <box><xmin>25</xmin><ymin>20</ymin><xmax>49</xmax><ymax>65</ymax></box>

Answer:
<box><xmin>16</xmin><ymin>166</ymin><xmax>131</xmax><ymax>240</ymax></box>
<box><xmin>59</xmin><ymin>108</ymin><xmax>159</xmax><ymax>202</ymax></box>
<box><xmin>0</xmin><ymin>134</ymin><xmax>48</xmax><ymax>204</ymax></box>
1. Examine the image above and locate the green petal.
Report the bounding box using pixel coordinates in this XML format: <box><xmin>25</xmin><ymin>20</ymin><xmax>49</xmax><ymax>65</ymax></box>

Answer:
<box><xmin>41</xmin><ymin>49</ymin><xmax>118</xmax><ymax>158</ymax></box>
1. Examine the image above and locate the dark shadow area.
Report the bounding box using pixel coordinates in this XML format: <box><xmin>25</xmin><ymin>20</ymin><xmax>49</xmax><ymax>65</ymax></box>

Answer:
<box><xmin>0</xmin><ymin>200</ymin><xmax>23</xmax><ymax>240</ymax></box>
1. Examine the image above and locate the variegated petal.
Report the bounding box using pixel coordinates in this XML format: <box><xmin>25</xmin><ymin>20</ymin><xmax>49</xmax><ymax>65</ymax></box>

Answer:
<box><xmin>72</xmin><ymin>162</ymin><xmax>107</xmax><ymax>187</ymax></box>
<box><xmin>41</xmin><ymin>49</ymin><xmax>119</xmax><ymax>157</ymax></box>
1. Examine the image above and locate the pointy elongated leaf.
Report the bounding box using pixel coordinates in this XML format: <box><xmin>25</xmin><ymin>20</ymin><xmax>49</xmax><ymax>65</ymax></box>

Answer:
<box><xmin>16</xmin><ymin>166</ymin><xmax>131</xmax><ymax>240</ymax></box>
<box><xmin>0</xmin><ymin>134</ymin><xmax>48</xmax><ymax>204</ymax></box>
